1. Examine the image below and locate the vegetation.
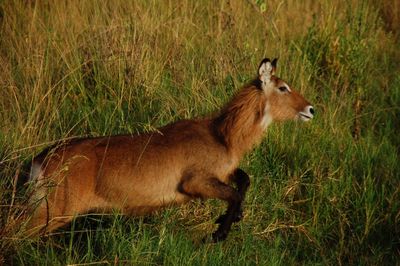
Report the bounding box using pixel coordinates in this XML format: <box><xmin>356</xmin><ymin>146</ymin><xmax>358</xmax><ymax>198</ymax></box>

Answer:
<box><xmin>1</xmin><ymin>0</ymin><xmax>399</xmax><ymax>264</ymax></box>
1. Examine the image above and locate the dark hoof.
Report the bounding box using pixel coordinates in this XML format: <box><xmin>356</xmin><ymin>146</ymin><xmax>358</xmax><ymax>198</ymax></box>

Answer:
<box><xmin>212</xmin><ymin>229</ymin><xmax>228</xmax><ymax>242</ymax></box>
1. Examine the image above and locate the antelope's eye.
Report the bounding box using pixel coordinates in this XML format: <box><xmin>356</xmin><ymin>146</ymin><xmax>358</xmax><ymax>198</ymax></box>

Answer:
<box><xmin>278</xmin><ymin>86</ymin><xmax>288</xmax><ymax>92</ymax></box>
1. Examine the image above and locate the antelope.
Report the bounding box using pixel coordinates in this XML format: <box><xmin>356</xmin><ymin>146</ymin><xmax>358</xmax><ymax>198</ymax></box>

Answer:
<box><xmin>24</xmin><ymin>58</ymin><xmax>314</xmax><ymax>242</ymax></box>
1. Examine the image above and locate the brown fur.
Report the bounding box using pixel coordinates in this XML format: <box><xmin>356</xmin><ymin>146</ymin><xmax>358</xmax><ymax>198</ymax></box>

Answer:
<box><xmin>213</xmin><ymin>86</ymin><xmax>267</xmax><ymax>156</ymax></box>
<box><xmin>24</xmin><ymin>59</ymin><xmax>313</xmax><ymax>240</ymax></box>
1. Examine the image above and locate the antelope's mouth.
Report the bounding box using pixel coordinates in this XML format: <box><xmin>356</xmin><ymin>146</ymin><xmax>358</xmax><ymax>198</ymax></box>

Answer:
<box><xmin>299</xmin><ymin>112</ymin><xmax>313</xmax><ymax>121</ymax></box>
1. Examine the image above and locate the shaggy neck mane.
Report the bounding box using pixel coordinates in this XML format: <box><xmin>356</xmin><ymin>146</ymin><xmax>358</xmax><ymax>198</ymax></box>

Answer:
<box><xmin>212</xmin><ymin>84</ymin><xmax>267</xmax><ymax>157</ymax></box>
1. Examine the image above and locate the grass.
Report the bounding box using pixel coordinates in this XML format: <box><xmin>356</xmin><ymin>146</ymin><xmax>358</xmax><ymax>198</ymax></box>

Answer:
<box><xmin>1</xmin><ymin>0</ymin><xmax>399</xmax><ymax>265</ymax></box>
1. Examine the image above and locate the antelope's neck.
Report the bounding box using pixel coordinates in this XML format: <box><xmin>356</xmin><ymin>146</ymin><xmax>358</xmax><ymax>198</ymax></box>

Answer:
<box><xmin>211</xmin><ymin>87</ymin><xmax>269</xmax><ymax>159</ymax></box>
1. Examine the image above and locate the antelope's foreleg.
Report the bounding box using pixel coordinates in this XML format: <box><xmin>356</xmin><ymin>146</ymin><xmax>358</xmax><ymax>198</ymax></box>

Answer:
<box><xmin>231</xmin><ymin>168</ymin><xmax>250</xmax><ymax>197</ymax></box>
<box><xmin>178</xmin><ymin>175</ymin><xmax>241</xmax><ymax>242</ymax></box>
<box><xmin>216</xmin><ymin>168</ymin><xmax>250</xmax><ymax>224</ymax></box>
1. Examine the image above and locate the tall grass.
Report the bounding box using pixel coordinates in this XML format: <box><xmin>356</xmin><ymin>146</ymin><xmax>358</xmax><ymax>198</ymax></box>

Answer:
<box><xmin>1</xmin><ymin>0</ymin><xmax>399</xmax><ymax>265</ymax></box>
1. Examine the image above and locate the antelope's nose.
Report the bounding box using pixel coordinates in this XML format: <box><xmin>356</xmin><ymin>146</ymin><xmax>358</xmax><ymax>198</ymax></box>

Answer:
<box><xmin>309</xmin><ymin>106</ymin><xmax>315</xmax><ymax>115</ymax></box>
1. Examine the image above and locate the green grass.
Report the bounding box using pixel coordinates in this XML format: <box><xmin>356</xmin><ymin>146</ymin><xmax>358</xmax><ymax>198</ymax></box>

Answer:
<box><xmin>1</xmin><ymin>0</ymin><xmax>399</xmax><ymax>265</ymax></box>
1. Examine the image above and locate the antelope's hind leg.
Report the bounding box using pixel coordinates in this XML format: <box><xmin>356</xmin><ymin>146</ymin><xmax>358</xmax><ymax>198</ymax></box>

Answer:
<box><xmin>178</xmin><ymin>174</ymin><xmax>242</xmax><ymax>242</ymax></box>
<box><xmin>25</xmin><ymin>199</ymin><xmax>74</xmax><ymax>237</ymax></box>
<box><xmin>25</xmin><ymin>187</ymin><xmax>108</xmax><ymax>237</ymax></box>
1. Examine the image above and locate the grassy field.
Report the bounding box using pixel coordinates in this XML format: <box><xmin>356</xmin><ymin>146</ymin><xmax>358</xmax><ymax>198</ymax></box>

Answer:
<box><xmin>1</xmin><ymin>0</ymin><xmax>399</xmax><ymax>265</ymax></box>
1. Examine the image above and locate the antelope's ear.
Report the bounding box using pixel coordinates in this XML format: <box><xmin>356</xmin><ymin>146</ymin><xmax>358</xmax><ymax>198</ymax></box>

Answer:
<box><xmin>258</xmin><ymin>58</ymin><xmax>274</xmax><ymax>83</ymax></box>
<box><xmin>271</xmin><ymin>58</ymin><xmax>278</xmax><ymax>73</ymax></box>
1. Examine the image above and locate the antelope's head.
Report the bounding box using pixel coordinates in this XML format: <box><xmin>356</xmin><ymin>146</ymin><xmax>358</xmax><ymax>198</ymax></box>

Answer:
<box><xmin>257</xmin><ymin>58</ymin><xmax>314</xmax><ymax>127</ymax></box>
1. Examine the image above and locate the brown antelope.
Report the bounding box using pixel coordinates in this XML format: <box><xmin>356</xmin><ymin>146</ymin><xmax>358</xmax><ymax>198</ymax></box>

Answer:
<box><xmin>24</xmin><ymin>58</ymin><xmax>314</xmax><ymax>242</ymax></box>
